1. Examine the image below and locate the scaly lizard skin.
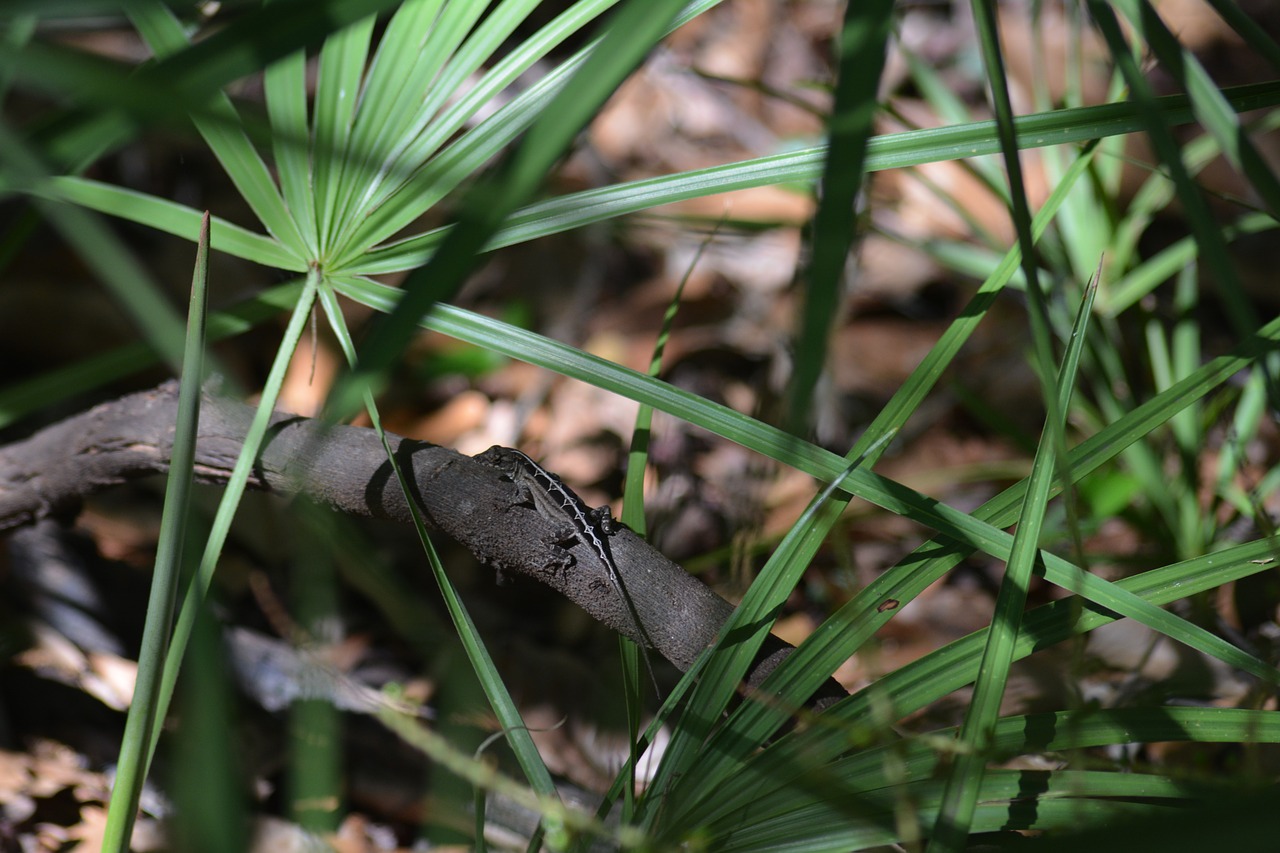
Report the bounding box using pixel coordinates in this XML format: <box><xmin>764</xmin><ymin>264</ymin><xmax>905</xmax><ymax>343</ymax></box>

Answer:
<box><xmin>478</xmin><ymin>445</ymin><xmax>660</xmax><ymax>696</ymax></box>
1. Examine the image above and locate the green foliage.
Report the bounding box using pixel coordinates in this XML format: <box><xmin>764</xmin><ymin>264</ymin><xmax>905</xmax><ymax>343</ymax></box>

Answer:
<box><xmin>2</xmin><ymin>0</ymin><xmax>1280</xmax><ymax>850</ymax></box>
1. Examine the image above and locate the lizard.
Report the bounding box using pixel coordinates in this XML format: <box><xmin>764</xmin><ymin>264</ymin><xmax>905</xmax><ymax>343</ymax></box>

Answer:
<box><xmin>476</xmin><ymin>445</ymin><xmax>661</xmax><ymax>698</ymax></box>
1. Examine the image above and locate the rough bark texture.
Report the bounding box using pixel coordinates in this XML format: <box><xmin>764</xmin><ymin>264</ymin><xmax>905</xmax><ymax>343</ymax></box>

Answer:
<box><xmin>0</xmin><ymin>382</ymin><xmax>847</xmax><ymax>707</ymax></box>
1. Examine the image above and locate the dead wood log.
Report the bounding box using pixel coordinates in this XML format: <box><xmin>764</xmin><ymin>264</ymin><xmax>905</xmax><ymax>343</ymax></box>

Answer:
<box><xmin>0</xmin><ymin>381</ymin><xmax>847</xmax><ymax>708</ymax></box>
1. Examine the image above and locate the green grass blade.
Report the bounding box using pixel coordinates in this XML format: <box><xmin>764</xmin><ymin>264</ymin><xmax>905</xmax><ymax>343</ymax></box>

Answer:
<box><xmin>325</xmin><ymin>0</ymin><xmax>691</xmax><ymax>420</ymax></box>
<box><xmin>1086</xmin><ymin>1</ymin><xmax>1261</xmax><ymax>365</ymax></box>
<box><xmin>146</xmin><ymin>275</ymin><xmax>322</xmax><ymax>761</ymax></box>
<box><xmin>49</xmin><ymin>176</ymin><xmax>306</xmax><ymax>270</ymax></box>
<box><xmin>264</xmin><ymin>43</ymin><xmax>318</xmax><ymax>257</ymax></box>
<box><xmin>335</xmin><ymin>277</ymin><xmax>1280</xmax><ymax>637</ymax></box>
<box><xmin>785</xmin><ymin>0</ymin><xmax>892</xmax><ymax>434</ymax></box>
<box><xmin>928</xmin><ymin>278</ymin><xmax>1096</xmax><ymax>852</ymax></box>
<box><xmin>715</xmin><ymin>766</ymin><xmax>1252</xmax><ymax>851</ymax></box>
<box><xmin>341</xmin><ymin>281</ymin><xmax>1280</xmax><ymax>803</ymax></box>
<box><xmin>352</xmin><ymin>0</ymin><xmax>611</xmax><ymax>227</ymax></box>
<box><xmin>128</xmin><ymin>0</ymin><xmax>309</xmax><ymax>254</ymax></box>
<box><xmin>1114</xmin><ymin>0</ymin><xmax>1280</xmax><ymax>218</ymax></box>
<box><xmin>333</xmin><ymin>0</ymin><xmax>713</xmax><ymax>266</ymax></box>
<box><xmin>747</xmin><ymin>706</ymin><xmax>1280</xmax><ymax>830</ymax></box>
<box><xmin>312</xmin><ymin>12</ymin><xmax>375</xmax><ymax>255</ymax></box>
<box><xmin>637</xmin><ymin>148</ymin><xmax>1099</xmax><ymax>798</ymax></box>
<box><xmin>321</xmin><ymin>0</ymin><xmax>448</xmax><ymax>250</ymax></box>
<box><xmin>1103</xmin><ymin>211</ymin><xmax>1277</xmax><ymax>317</ymax></box>
<box><xmin>102</xmin><ymin>212</ymin><xmax>210</xmax><ymax>852</ymax></box>
<box><xmin>316</xmin><ymin>283</ymin><xmax>565</xmax><ymax>842</ymax></box>
<box><xmin>682</xmin><ymin>534</ymin><xmax>1280</xmax><ymax>833</ymax></box>
<box><xmin>926</xmin><ymin>2</ymin><xmax>1072</xmax><ymax>842</ymax></box>
<box><xmin>607</xmin><ymin>226</ymin><xmax>719</xmax><ymax>822</ymax></box>
<box><xmin>645</xmin><ymin>455</ymin><xmax>872</xmax><ymax>826</ymax></box>
<box><xmin>170</xmin><ymin>581</ymin><xmax>248</xmax><ymax>853</ymax></box>
<box><xmin>353</xmin><ymin>82</ymin><xmax>1280</xmax><ymax>274</ymax></box>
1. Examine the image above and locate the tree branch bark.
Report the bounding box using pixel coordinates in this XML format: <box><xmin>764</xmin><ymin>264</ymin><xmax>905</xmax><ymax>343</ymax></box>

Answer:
<box><xmin>0</xmin><ymin>382</ymin><xmax>847</xmax><ymax>707</ymax></box>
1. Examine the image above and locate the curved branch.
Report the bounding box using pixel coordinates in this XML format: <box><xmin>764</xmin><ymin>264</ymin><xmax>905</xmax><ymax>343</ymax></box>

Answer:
<box><xmin>0</xmin><ymin>382</ymin><xmax>847</xmax><ymax>707</ymax></box>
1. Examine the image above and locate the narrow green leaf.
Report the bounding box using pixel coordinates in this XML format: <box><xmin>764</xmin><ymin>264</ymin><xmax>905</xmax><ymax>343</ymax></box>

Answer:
<box><xmin>312</xmin><ymin>12</ymin><xmax>376</xmax><ymax>256</ymax></box>
<box><xmin>682</xmin><ymin>535</ymin><xmax>1280</xmax><ymax>833</ymax></box>
<box><xmin>264</xmin><ymin>45</ymin><xmax>318</xmax><ymax>256</ymax></box>
<box><xmin>146</xmin><ymin>275</ymin><xmax>322</xmax><ymax>761</ymax></box>
<box><xmin>663</xmin><ymin>153</ymin><xmax>1103</xmax><ymax>806</ymax></box>
<box><xmin>128</xmin><ymin>0</ymin><xmax>309</xmax><ymax>253</ymax></box>
<box><xmin>785</xmin><ymin>0</ymin><xmax>892</xmax><ymax>433</ymax></box>
<box><xmin>1086</xmin><ymin>0</ymin><xmax>1264</xmax><ymax>391</ymax></box>
<box><xmin>334</xmin><ymin>277</ymin><xmax>1280</xmax><ymax>686</ymax></box>
<box><xmin>49</xmin><ymin>176</ymin><xmax>306</xmax><ymax>270</ymax></box>
<box><xmin>103</xmin><ymin>212</ymin><xmax>210</xmax><ymax>852</ymax></box>
<box><xmin>322</xmin><ymin>0</ymin><xmax>447</xmax><ymax>250</ymax></box>
<box><xmin>352</xmin><ymin>0</ymin><xmax>607</xmax><ymax>227</ymax></box>
<box><xmin>647</xmin><ymin>445</ymin><xmax>888</xmax><ymax>829</ymax></box>
<box><xmin>928</xmin><ymin>274</ymin><xmax>1095</xmax><ymax>852</ymax></box>
<box><xmin>352</xmin><ymin>82</ymin><xmax>1280</xmax><ymax>275</ymax></box>
<box><xmin>1114</xmin><ymin>0</ymin><xmax>1280</xmax><ymax>218</ymax></box>
<box><xmin>326</xmin><ymin>0</ymin><xmax>691</xmax><ymax>419</ymax></box>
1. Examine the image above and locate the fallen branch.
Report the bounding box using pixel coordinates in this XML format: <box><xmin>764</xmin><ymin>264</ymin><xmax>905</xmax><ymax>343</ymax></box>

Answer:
<box><xmin>0</xmin><ymin>382</ymin><xmax>847</xmax><ymax>706</ymax></box>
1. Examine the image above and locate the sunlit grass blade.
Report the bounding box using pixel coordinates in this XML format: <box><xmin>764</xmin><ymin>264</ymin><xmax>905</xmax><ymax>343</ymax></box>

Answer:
<box><xmin>102</xmin><ymin>212</ymin><xmax>210</xmax><ymax>853</ymax></box>
<box><xmin>1101</xmin><ymin>108</ymin><xmax>1280</xmax><ymax>290</ymax></box>
<box><xmin>128</xmin><ymin>0</ymin><xmax>308</xmax><ymax>254</ymax></box>
<box><xmin>332</xmin><ymin>0</ymin><xmax>717</xmax><ymax>266</ymax></box>
<box><xmin>716</xmin><ymin>769</ymin><xmax>1248</xmax><ymax>851</ymax></box>
<box><xmin>146</xmin><ymin>275</ymin><xmax>322</xmax><ymax>760</ymax></box>
<box><xmin>1114</xmin><ymin>0</ymin><xmax>1280</xmax><ymax>217</ymax></box>
<box><xmin>315</xmin><ymin>283</ymin><xmax>565</xmax><ymax>842</ymax></box>
<box><xmin>1086</xmin><ymin>1</ymin><xmax>1260</xmax><ymax>356</ymax></box>
<box><xmin>322</xmin><ymin>0</ymin><xmax>449</xmax><ymax>248</ymax></box>
<box><xmin>26</xmin><ymin>72</ymin><xmax>1277</xmax><ymax>275</ymax></box>
<box><xmin>682</xmin><ymin>533</ymin><xmax>1280</xmax><ymax>833</ymax></box>
<box><xmin>647</xmin><ymin>442</ymin><xmax>889</xmax><ymax>833</ymax></box>
<box><xmin>49</xmin><ymin>176</ymin><xmax>306</xmax><ymax>270</ymax></box>
<box><xmin>334</xmin><ymin>280</ymin><xmax>1280</xmax><ymax>832</ymax></box>
<box><xmin>331</xmin><ymin>277</ymin><xmax>1280</xmax><ymax>680</ymax></box>
<box><xmin>924</xmin><ymin>4</ymin><xmax>1071</xmax><ymax>842</ymax></box>
<box><xmin>927</xmin><ymin>269</ymin><xmax>1095</xmax><ymax>851</ymax></box>
<box><xmin>264</xmin><ymin>45</ymin><xmax>318</xmax><ymax>257</ymax></box>
<box><xmin>670</xmin><ymin>146</ymin><xmax>1102</xmax><ymax>803</ymax></box>
<box><xmin>313</xmin><ymin>12</ymin><xmax>375</xmax><ymax>255</ymax></box>
<box><xmin>353</xmin><ymin>81</ymin><xmax>1280</xmax><ymax>274</ymax></box>
<box><xmin>742</xmin><ymin>706</ymin><xmax>1280</xmax><ymax>829</ymax></box>
<box><xmin>1103</xmin><ymin>211</ymin><xmax>1276</xmax><ymax>317</ymax></box>
<box><xmin>352</xmin><ymin>0</ymin><xmax>611</xmax><ymax>224</ymax></box>
<box><xmin>1216</xmin><ymin>368</ymin><xmax>1269</xmax><ymax>518</ymax></box>
<box><xmin>608</xmin><ymin>240</ymin><xmax>703</xmax><ymax>821</ymax></box>
<box><xmin>325</xmin><ymin>0</ymin><xmax>691</xmax><ymax>420</ymax></box>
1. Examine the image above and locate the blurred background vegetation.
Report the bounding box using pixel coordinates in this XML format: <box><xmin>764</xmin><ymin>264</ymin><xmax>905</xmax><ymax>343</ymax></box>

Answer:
<box><xmin>2</xmin><ymin>0</ymin><xmax>1280</xmax><ymax>850</ymax></box>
